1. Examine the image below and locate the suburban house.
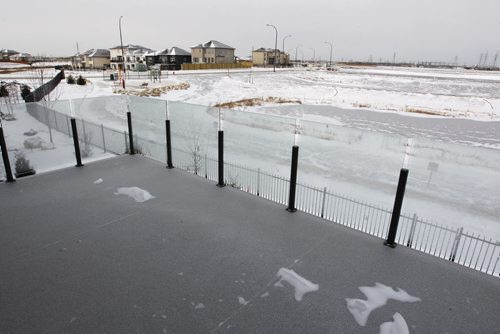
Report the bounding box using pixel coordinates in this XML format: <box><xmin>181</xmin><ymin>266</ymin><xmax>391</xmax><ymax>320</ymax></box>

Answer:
<box><xmin>0</xmin><ymin>49</ymin><xmax>19</xmax><ymax>60</ymax></box>
<box><xmin>191</xmin><ymin>40</ymin><xmax>235</xmax><ymax>64</ymax></box>
<box><xmin>145</xmin><ymin>47</ymin><xmax>191</xmax><ymax>71</ymax></box>
<box><xmin>88</xmin><ymin>49</ymin><xmax>110</xmax><ymax>69</ymax></box>
<box><xmin>72</xmin><ymin>49</ymin><xmax>110</xmax><ymax>70</ymax></box>
<box><xmin>10</xmin><ymin>53</ymin><xmax>33</xmax><ymax>62</ymax></box>
<box><xmin>252</xmin><ymin>48</ymin><xmax>289</xmax><ymax>66</ymax></box>
<box><xmin>109</xmin><ymin>44</ymin><xmax>152</xmax><ymax>72</ymax></box>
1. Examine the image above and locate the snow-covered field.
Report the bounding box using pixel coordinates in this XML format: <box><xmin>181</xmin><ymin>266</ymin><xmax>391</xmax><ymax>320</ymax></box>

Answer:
<box><xmin>1</xmin><ymin>66</ymin><xmax>499</xmax><ymax>240</ymax></box>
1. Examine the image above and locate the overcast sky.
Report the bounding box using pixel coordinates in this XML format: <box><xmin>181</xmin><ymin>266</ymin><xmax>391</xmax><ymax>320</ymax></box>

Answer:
<box><xmin>2</xmin><ymin>0</ymin><xmax>499</xmax><ymax>65</ymax></box>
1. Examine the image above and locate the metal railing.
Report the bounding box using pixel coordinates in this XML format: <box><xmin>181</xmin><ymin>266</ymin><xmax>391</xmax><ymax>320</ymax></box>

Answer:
<box><xmin>139</xmin><ymin>144</ymin><xmax>499</xmax><ymax>277</ymax></box>
<box><xmin>10</xmin><ymin>100</ymin><xmax>500</xmax><ymax>277</ymax></box>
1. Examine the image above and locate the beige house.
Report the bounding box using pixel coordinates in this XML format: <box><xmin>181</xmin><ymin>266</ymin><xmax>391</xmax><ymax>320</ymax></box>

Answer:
<box><xmin>88</xmin><ymin>49</ymin><xmax>110</xmax><ymax>69</ymax></box>
<box><xmin>191</xmin><ymin>40</ymin><xmax>235</xmax><ymax>64</ymax></box>
<box><xmin>252</xmin><ymin>48</ymin><xmax>289</xmax><ymax>66</ymax></box>
<box><xmin>72</xmin><ymin>49</ymin><xmax>110</xmax><ymax>69</ymax></box>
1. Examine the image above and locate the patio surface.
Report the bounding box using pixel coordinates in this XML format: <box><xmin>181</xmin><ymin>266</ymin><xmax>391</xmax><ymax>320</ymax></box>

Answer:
<box><xmin>0</xmin><ymin>155</ymin><xmax>498</xmax><ymax>333</ymax></box>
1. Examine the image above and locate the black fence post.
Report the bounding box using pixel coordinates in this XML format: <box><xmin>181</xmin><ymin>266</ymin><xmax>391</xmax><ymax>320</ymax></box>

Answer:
<box><xmin>70</xmin><ymin>118</ymin><xmax>83</xmax><ymax>167</ymax></box>
<box><xmin>287</xmin><ymin>145</ymin><xmax>299</xmax><ymax>212</ymax></box>
<box><xmin>217</xmin><ymin>130</ymin><xmax>225</xmax><ymax>187</ymax></box>
<box><xmin>0</xmin><ymin>127</ymin><xmax>15</xmax><ymax>182</ymax></box>
<box><xmin>165</xmin><ymin>120</ymin><xmax>173</xmax><ymax>169</ymax></box>
<box><xmin>127</xmin><ymin>111</ymin><xmax>135</xmax><ymax>155</ymax></box>
<box><xmin>384</xmin><ymin>168</ymin><xmax>409</xmax><ymax>248</ymax></box>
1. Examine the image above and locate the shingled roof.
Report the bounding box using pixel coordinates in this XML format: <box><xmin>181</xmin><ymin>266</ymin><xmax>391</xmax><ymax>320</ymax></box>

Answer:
<box><xmin>191</xmin><ymin>40</ymin><xmax>234</xmax><ymax>50</ymax></box>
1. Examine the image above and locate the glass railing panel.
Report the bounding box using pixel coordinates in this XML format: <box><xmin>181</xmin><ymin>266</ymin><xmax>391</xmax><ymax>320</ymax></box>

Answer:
<box><xmin>299</xmin><ymin>119</ymin><xmax>407</xmax><ymax>209</ymax></box>
<box><xmin>223</xmin><ymin>108</ymin><xmax>296</xmax><ymax>196</ymax></box>
<box><xmin>405</xmin><ymin>138</ymin><xmax>500</xmax><ymax>241</ymax></box>
<box><xmin>126</xmin><ymin>96</ymin><xmax>167</xmax><ymax>162</ymax></box>
<box><xmin>0</xmin><ymin>102</ymin><xmax>77</xmax><ymax>177</ymax></box>
<box><xmin>167</xmin><ymin>101</ymin><xmax>218</xmax><ymax>176</ymax></box>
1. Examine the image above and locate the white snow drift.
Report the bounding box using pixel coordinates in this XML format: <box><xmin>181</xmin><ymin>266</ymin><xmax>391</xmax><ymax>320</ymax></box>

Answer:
<box><xmin>114</xmin><ymin>187</ymin><xmax>155</xmax><ymax>202</ymax></box>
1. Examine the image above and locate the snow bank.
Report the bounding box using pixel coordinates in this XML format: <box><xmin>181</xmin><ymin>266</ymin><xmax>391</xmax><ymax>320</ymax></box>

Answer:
<box><xmin>275</xmin><ymin>268</ymin><xmax>319</xmax><ymax>301</ymax></box>
<box><xmin>380</xmin><ymin>313</ymin><xmax>410</xmax><ymax>334</ymax></box>
<box><xmin>114</xmin><ymin>187</ymin><xmax>155</xmax><ymax>202</ymax></box>
<box><xmin>346</xmin><ymin>283</ymin><xmax>420</xmax><ymax>326</ymax></box>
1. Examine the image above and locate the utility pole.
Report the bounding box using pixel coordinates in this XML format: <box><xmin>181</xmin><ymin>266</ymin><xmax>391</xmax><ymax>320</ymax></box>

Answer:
<box><xmin>295</xmin><ymin>45</ymin><xmax>302</xmax><ymax>67</ymax></box>
<box><xmin>493</xmin><ymin>51</ymin><xmax>499</xmax><ymax>68</ymax></box>
<box><xmin>325</xmin><ymin>42</ymin><xmax>333</xmax><ymax>67</ymax></box>
<box><xmin>282</xmin><ymin>35</ymin><xmax>291</xmax><ymax>67</ymax></box>
<box><xmin>483</xmin><ymin>52</ymin><xmax>489</xmax><ymax>67</ymax></box>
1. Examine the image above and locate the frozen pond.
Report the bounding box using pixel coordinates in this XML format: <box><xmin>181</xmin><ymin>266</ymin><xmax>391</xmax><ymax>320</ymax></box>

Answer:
<box><xmin>261</xmin><ymin>104</ymin><xmax>500</xmax><ymax>148</ymax></box>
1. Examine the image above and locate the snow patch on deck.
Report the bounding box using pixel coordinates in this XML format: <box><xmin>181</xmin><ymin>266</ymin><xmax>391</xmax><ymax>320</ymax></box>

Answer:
<box><xmin>275</xmin><ymin>268</ymin><xmax>319</xmax><ymax>301</ymax></box>
<box><xmin>346</xmin><ymin>283</ymin><xmax>421</xmax><ymax>326</ymax></box>
<box><xmin>114</xmin><ymin>187</ymin><xmax>155</xmax><ymax>202</ymax></box>
<box><xmin>380</xmin><ymin>313</ymin><xmax>410</xmax><ymax>334</ymax></box>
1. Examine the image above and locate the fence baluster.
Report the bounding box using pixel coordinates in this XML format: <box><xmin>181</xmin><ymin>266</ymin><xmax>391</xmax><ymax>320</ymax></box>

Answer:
<box><xmin>469</xmin><ymin>237</ymin><xmax>481</xmax><ymax>269</ymax></box>
<box><xmin>492</xmin><ymin>255</ymin><xmax>499</xmax><ymax>276</ymax></box>
<box><xmin>474</xmin><ymin>238</ymin><xmax>487</xmax><ymax>270</ymax></box>
<box><xmin>320</xmin><ymin>187</ymin><xmax>327</xmax><ymax>218</ymax></box>
<box><xmin>449</xmin><ymin>227</ymin><xmax>464</xmax><ymax>262</ymax></box>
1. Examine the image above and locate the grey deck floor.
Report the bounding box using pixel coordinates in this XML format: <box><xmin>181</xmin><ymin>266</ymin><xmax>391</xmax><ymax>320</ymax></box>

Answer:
<box><xmin>0</xmin><ymin>155</ymin><xmax>498</xmax><ymax>333</ymax></box>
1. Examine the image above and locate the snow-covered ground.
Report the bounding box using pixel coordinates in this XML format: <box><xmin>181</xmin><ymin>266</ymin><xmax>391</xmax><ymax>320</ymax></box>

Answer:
<box><xmin>0</xmin><ymin>103</ymin><xmax>113</xmax><ymax>179</ymax></box>
<box><xmin>1</xmin><ymin>66</ymin><xmax>499</xmax><ymax>240</ymax></box>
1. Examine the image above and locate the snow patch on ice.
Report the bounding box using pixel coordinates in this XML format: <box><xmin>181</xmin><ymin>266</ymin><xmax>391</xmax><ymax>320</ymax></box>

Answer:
<box><xmin>275</xmin><ymin>268</ymin><xmax>319</xmax><ymax>301</ymax></box>
<box><xmin>194</xmin><ymin>303</ymin><xmax>205</xmax><ymax>309</ymax></box>
<box><xmin>346</xmin><ymin>283</ymin><xmax>421</xmax><ymax>326</ymax></box>
<box><xmin>380</xmin><ymin>313</ymin><xmax>410</xmax><ymax>334</ymax></box>
<box><xmin>114</xmin><ymin>187</ymin><xmax>155</xmax><ymax>202</ymax></box>
<box><xmin>238</xmin><ymin>297</ymin><xmax>249</xmax><ymax>305</ymax></box>
<box><xmin>93</xmin><ymin>178</ymin><xmax>103</xmax><ymax>184</ymax></box>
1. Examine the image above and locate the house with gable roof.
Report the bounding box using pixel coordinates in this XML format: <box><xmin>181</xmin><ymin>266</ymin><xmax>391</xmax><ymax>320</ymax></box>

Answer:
<box><xmin>252</xmin><ymin>47</ymin><xmax>289</xmax><ymax>66</ymax></box>
<box><xmin>190</xmin><ymin>40</ymin><xmax>235</xmax><ymax>64</ymax></box>
<box><xmin>109</xmin><ymin>44</ymin><xmax>153</xmax><ymax>71</ymax></box>
<box><xmin>1</xmin><ymin>49</ymin><xmax>19</xmax><ymax>60</ymax></box>
<box><xmin>72</xmin><ymin>49</ymin><xmax>110</xmax><ymax>70</ymax></box>
<box><xmin>145</xmin><ymin>47</ymin><xmax>191</xmax><ymax>70</ymax></box>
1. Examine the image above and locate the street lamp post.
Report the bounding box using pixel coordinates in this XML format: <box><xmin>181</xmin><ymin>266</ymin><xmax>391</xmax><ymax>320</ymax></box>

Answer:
<box><xmin>266</xmin><ymin>24</ymin><xmax>278</xmax><ymax>72</ymax></box>
<box><xmin>119</xmin><ymin>16</ymin><xmax>126</xmax><ymax>89</ymax></box>
<box><xmin>282</xmin><ymin>35</ymin><xmax>291</xmax><ymax>67</ymax></box>
<box><xmin>309</xmin><ymin>48</ymin><xmax>316</xmax><ymax>64</ymax></box>
<box><xmin>325</xmin><ymin>42</ymin><xmax>333</xmax><ymax>68</ymax></box>
<box><xmin>295</xmin><ymin>45</ymin><xmax>302</xmax><ymax>67</ymax></box>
